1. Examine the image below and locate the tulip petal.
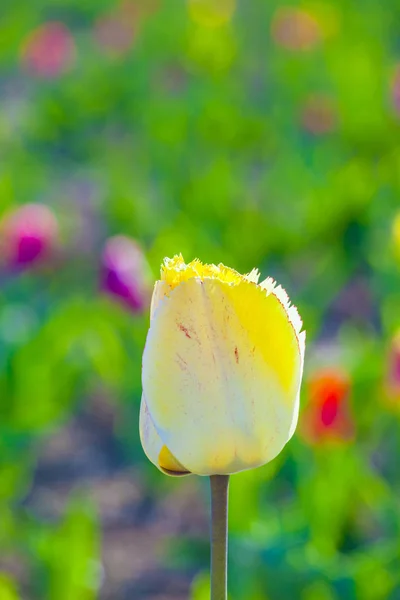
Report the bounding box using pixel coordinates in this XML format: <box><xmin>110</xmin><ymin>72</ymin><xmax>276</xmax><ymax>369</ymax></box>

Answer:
<box><xmin>139</xmin><ymin>396</ymin><xmax>191</xmax><ymax>476</ymax></box>
<box><xmin>143</xmin><ymin>277</ymin><xmax>304</xmax><ymax>476</ymax></box>
<box><xmin>150</xmin><ymin>280</ymin><xmax>171</xmax><ymax>320</ymax></box>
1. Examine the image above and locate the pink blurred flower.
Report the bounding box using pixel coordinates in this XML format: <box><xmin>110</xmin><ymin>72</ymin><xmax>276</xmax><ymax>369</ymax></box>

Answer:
<box><xmin>101</xmin><ymin>236</ymin><xmax>151</xmax><ymax>313</ymax></box>
<box><xmin>271</xmin><ymin>7</ymin><xmax>321</xmax><ymax>52</ymax></box>
<box><xmin>301</xmin><ymin>94</ymin><xmax>337</xmax><ymax>135</ymax></box>
<box><xmin>0</xmin><ymin>204</ymin><xmax>58</xmax><ymax>270</ymax></box>
<box><xmin>20</xmin><ymin>22</ymin><xmax>76</xmax><ymax>78</ymax></box>
<box><xmin>301</xmin><ymin>368</ymin><xmax>354</xmax><ymax>445</ymax></box>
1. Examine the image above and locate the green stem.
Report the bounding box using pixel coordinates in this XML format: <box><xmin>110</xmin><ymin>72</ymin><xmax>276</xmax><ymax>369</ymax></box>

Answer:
<box><xmin>210</xmin><ymin>475</ymin><xmax>230</xmax><ymax>600</ymax></box>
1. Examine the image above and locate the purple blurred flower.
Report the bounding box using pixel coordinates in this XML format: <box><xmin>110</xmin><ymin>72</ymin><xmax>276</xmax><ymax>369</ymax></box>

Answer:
<box><xmin>1</xmin><ymin>203</ymin><xmax>58</xmax><ymax>270</ymax></box>
<box><xmin>101</xmin><ymin>236</ymin><xmax>151</xmax><ymax>313</ymax></box>
<box><xmin>20</xmin><ymin>22</ymin><xmax>76</xmax><ymax>78</ymax></box>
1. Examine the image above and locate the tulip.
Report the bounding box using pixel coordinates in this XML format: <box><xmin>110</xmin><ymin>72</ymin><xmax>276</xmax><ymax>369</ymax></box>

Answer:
<box><xmin>140</xmin><ymin>255</ymin><xmax>305</xmax><ymax>476</ymax></box>
<box><xmin>140</xmin><ymin>255</ymin><xmax>304</xmax><ymax>598</ymax></box>
<box><xmin>100</xmin><ymin>235</ymin><xmax>151</xmax><ymax>313</ymax></box>
<box><xmin>0</xmin><ymin>203</ymin><xmax>58</xmax><ymax>271</ymax></box>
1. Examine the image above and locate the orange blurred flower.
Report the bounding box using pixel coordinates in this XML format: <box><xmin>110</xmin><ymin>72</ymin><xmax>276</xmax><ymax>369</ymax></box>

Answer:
<box><xmin>271</xmin><ymin>7</ymin><xmax>321</xmax><ymax>52</ymax></box>
<box><xmin>0</xmin><ymin>204</ymin><xmax>58</xmax><ymax>270</ymax></box>
<box><xmin>301</xmin><ymin>368</ymin><xmax>354</xmax><ymax>445</ymax></box>
<box><xmin>20</xmin><ymin>22</ymin><xmax>76</xmax><ymax>78</ymax></box>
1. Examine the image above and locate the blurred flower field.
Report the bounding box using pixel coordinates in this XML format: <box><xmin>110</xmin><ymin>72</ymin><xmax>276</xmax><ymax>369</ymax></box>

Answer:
<box><xmin>1</xmin><ymin>0</ymin><xmax>400</xmax><ymax>598</ymax></box>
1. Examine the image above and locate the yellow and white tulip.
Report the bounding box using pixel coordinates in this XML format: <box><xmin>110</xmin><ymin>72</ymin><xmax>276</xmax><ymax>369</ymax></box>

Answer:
<box><xmin>140</xmin><ymin>255</ymin><xmax>305</xmax><ymax>476</ymax></box>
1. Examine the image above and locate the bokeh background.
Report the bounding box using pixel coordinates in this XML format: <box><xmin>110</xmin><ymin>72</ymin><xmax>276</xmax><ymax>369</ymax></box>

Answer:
<box><xmin>1</xmin><ymin>0</ymin><xmax>400</xmax><ymax>598</ymax></box>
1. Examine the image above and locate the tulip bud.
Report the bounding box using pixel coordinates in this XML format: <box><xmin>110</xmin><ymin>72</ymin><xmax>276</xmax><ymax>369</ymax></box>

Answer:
<box><xmin>0</xmin><ymin>203</ymin><xmax>58</xmax><ymax>271</ymax></box>
<box><xmin>140</xmin><ymin>255</ymin><xmax>305</xmax><ymax>476</ymax></box>
<box><xmin>20</xmin><ymin>22</ymin><xmax>76</xmax><ymax>78</ymax></box>
<box><xmin>301</xmin><ymin>368</ymin><xmax>354</xmax><ymax>445</ymax></box>
<box><xmin>100</xmin><ymin>235</ymin><xmax>151</xmax><ymax>313</ymax></box>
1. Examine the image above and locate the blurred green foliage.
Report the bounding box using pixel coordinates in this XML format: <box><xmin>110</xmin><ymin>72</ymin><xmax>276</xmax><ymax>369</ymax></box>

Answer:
<box><xmin>1</xmin><ymin>0</ymin><xmax>400</xmax><ymax>598</ymax></box>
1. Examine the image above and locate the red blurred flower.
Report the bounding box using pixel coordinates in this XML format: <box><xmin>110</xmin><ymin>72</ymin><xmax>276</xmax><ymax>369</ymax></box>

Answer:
<box><xmin>271</xmin><ymin>7</ymin><xmax>321</xmax><ymax>52</ymax></box>
<box><xmin>300</xmin><ymin>94</ymin><xmax>337</xmax><ymax>136</ymax></box>
<box><xmin>20</xmin><ymin>22</ymin><xmax>76</xmax><ymax>78</ymax></box>
<box><xmin>101</xmin><ymin>235</ymin><xmax>151</xmax><ymax>313</ymax></box>
<box><xmin>301</xmin><ymin>368</ymin><xmax>354</xmax><ymax>445</ymax></box>
<box><xmin>0</xmin><ymin>204</ymin><xmax>59</xmax><ymax>270</ymax></box>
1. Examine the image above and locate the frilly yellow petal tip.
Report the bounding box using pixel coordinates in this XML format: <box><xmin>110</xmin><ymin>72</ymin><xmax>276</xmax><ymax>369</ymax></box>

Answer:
<box><xmin>161</xmin><ymin>254</ymin><xmax>260</xmax><ymax>288</ymax></box>
<box><xmin>160</xmin><ymin>255</ymin><xmax>304</xmax><ymax>345</ymax></box>
<box><xmin>260</xmin><ymin>276</ymin><xmax>303</xmax><ymax>336</ymax></box>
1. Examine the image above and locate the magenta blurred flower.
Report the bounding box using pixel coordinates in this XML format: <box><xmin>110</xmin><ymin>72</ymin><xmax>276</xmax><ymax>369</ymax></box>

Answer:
<box><xmin>20</xmin><ymin>22</ymin><xmax>76</xmax><ymax>78</ymax></box>
<box><xmin>101</xmin><ymin>236</ymin><xmax>151</xmax><ymax>313</ymax></box>
<box><xmin>1</xmin><ymin>203</ymin><xmax>58</xmax><ymax>270</ymax></box>
<box><xmin>271</xmin><ymin>7</ymin><xmax>321</xmax><ymax>52</ymax></box>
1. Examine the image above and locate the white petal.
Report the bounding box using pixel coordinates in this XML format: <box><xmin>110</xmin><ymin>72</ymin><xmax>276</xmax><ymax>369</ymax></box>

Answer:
<box><xmin>139</xmin><ymin>396</ymin><xmax>190</xmax><ymax>476</ymax></box>
<box><xmin>150</xmin><ymin>280</ymin><xmax>170</xmax><ymax>320</ymax></box>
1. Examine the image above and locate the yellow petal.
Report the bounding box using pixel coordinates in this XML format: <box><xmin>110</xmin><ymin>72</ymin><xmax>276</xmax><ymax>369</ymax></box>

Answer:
<box><xmin>160</xmin><ymin>255</ymin><xmax>256</xmax><ymax>290</ymax></box>
<box><xmin>142</xmin><ymin>277</ymin><xmax>303</xmax><ymax>476</ymax></box>
<box><xmin>139</xmin><ymin>396</ymin><xmax>191</xmax><ymax>477</ymax></box>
